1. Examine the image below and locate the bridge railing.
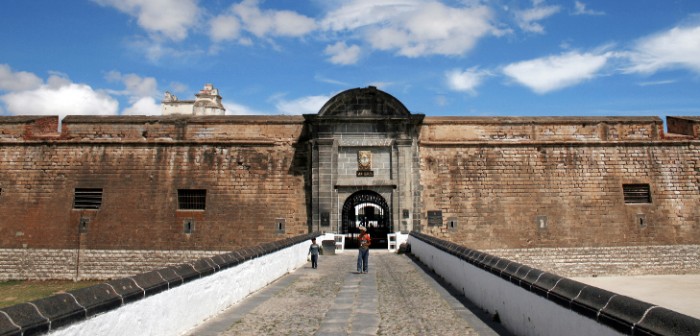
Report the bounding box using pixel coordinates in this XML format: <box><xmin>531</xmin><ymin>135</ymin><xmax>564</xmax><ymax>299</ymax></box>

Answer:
<box><xmin>0</xmin><ymin>233</ymin><xmax>320</xmax><ymax>336</ymax></box>
<box><xmin>408</xmin><ymin>232</ymin><xmax>700</xmax><ymax>336</ymax></box>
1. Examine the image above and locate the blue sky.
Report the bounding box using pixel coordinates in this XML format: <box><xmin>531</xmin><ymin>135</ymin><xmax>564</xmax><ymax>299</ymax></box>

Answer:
<box><xmin>1</xmin><ymin>0</ymin><xmax>699</xmax><ymax>122</ymax></box>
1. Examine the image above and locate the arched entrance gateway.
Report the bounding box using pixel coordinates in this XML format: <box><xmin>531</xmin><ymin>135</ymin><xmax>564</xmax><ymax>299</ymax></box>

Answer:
<box><xmin>303</xmin><ymin>86</ymin><xmax>425</xmax><ymax>249</ymax></box>
<box><xmin>341</xmin><ymin>190</ymin><xmax>391</xmax><ymax>249</ymax></box>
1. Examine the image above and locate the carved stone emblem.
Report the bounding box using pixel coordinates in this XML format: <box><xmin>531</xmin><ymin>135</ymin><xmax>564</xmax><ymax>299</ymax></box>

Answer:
<box><xmin>358</xmin><ymin>151</ymin><xmax>372</xmax><ymax>170</ymax></box>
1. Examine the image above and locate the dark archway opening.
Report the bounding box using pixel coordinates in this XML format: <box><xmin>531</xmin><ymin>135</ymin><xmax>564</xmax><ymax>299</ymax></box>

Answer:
<box><xmin>341</xmin><ymin>190</ymin><xmax>391</xmax><ymax>249</ymax></box>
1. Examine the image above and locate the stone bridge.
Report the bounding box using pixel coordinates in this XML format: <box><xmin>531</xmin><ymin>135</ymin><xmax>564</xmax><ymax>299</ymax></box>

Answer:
<box><xmin>1</xmin><ymin>233</ymin><xmax>699</xmax><ymax>336</ymax></box>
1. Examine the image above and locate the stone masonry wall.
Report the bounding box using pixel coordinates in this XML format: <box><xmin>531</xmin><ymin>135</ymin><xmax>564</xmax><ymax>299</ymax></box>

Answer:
<box><xmin>0</xmin><ymin>248</ymin><xmax>225</xmax><ymax>280</ymax></box>
<box><xmin>485</xmin><ymin>245</ymin><xmax>700</xmax><ymax>277</ymax></box>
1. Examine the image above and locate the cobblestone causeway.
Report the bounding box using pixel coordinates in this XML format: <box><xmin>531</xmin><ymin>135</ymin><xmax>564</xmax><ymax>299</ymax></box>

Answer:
<box><xmin>185</xmin><ymin>251</ymin><xmax>503</xmax><ymax>336</ymax></box>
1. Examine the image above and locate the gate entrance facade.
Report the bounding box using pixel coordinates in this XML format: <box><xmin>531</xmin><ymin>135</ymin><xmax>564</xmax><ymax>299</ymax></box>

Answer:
<box><xmin>304</xmin><ymin>87</ymin><xmax>424</xmax><ymax>248</ymax></box>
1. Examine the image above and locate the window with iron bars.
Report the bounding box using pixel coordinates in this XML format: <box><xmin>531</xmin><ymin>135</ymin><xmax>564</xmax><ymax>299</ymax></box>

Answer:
<box><xmin>73</xmin><ymin>188</ymin><xmax>103</xmax><ymax>209</ymax></box>
<box><xmin>178</xmin><ymin>189</ymin><xmax>206</xmax><ymax>210</ymax></box>
<box><xmin>623</xmin><ymin>184</ymin><xmax>652</xmax><ymax>204</ymax></box>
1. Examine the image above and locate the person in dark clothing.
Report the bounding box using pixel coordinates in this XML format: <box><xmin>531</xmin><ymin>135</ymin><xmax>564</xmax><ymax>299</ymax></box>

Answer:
<box><xmin>308</xmin><ymin>238</ymin><xmax>322</xmax><ymax>269</ymax></box>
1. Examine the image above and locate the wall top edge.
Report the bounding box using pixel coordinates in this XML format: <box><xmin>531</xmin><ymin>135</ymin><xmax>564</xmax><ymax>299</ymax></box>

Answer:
<box><xmin>61</xmin><ymin>115</ymin><xmax>306</xmax><ymax>125</ymax></box>
<box><xmin>418</xmin><ymin>140</ymin><xmax>699</xmax><ymax>146</ymax></box>
<box><xmin>422</xmin><ymin>116</ymin><xmax>663</xmax><ymax>125</ymax></box>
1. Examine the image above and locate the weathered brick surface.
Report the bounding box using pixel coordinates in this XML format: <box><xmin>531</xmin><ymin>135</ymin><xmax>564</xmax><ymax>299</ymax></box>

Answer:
<box><xmin>1</xmin><ymin>114</ymin><xmax>699</xmax><ymax>280</ymax></box>
<box><xmin>0</xmin><ymin>116</ymin><xmax>309</xmax><ymax>253</ymax></box>
<box><xmin>418</xmin><ymin>117</ymin><xmax>700</xmax><ymax>250</ymax></box>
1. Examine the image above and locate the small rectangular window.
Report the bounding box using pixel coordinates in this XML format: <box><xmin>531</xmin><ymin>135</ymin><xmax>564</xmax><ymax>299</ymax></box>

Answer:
<box><xmin>623</xmin><ymin>184</ymin><xmax>652</xmax><ymax>204</ymax></box>
<box><xmin>178</xmin><ymin>189</ymin><xmax>206</xmax><ymax>210</ymax></box>
<box><xmin>74</xmin><ymin>188</ymin><xmax>103</xmax><ymax>209</ymax></box>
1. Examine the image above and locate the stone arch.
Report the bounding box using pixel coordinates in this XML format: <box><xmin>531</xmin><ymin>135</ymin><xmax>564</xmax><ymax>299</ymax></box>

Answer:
<box><xmin>318</xmin><ymin>86</ymin><xmax>411</xmax><ymax>117</ymax></box>
<box><xmin>341</xmin><ymin>190</ymin><xmax>392</xmax><ymax>248</ymax></box>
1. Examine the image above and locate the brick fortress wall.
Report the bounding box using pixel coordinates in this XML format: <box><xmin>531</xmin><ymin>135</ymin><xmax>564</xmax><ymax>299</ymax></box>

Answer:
<box><xmin>0</xmin><ymin>116</ymin><xmax>309</xmax><ymax>279</ymax></box>
<box><xmin>0</xmin><ymin>115</ymin><xmax>698</xmax><ymax>279</ymax></box>
<box><xmin>418</xmin><ymin>117</ymin><xmax>700</xmax><ymax>275</ymax></box>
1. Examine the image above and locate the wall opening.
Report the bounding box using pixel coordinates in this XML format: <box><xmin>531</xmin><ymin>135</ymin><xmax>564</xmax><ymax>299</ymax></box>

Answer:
<box><xmin>73</xmin><ymin>188</ymin><xmax>103</xmax><ymax>209</ymax></box>
<box><xmin>178</xmin><ymin>189</ymin><xmax>206</xmax><ymax>210</ymax></box>
<box><xmin>341</xmin><ymin>190</ymin><xmax>391</xmax><ymax>249</ymax></box>
<box><xmin>623</xmin><ymin>184</ymin><xmax>652</xmax><ymax>204</ymax></box>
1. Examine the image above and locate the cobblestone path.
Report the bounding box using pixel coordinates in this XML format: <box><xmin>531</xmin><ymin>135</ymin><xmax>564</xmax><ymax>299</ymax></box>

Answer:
<box><xmin>184</xmin><ymin>251</ymin><xmax>505</xmax><ymax>336</ymax></box>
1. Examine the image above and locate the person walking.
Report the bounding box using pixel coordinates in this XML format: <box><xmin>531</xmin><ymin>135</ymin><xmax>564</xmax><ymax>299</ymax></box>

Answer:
<box><xmin>357</xmin><ymin>226</ymin><xmax>371</xmax><ymax>273</ymax></box>
<box><xmin>308</xmin><ymin>238</ymin><xmax>322</xmax><ymax>269</ymax></box>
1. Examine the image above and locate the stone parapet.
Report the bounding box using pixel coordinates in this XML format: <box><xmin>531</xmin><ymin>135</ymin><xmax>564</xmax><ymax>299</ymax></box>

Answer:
<box><xmin>0</xmin><ymin>115</ymin><xmax>305</xmax><ymax>143</ymax></box>
<box><xmin>0</xmin><ymin>232</ymin><xmax>319</xmax><ymax>336</ymax></box>
<box><xmin>421</xmin><ymin>116</ymin><xmax>663</xmax><ymax>142</ymax></box>
<box><xmin>667</xmin><ymin>116</ymin><xmax>700</xmax><ymax>139</ymax></box>
<box><xmin>410</xmin><ymin>232</ymin><xmax>700</xmax><ymax>336</ymax></box>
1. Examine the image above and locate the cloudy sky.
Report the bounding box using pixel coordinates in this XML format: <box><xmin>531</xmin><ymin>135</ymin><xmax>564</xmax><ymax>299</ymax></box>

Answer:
<box><xmin>1</xmin><ymin>0</ymin><xmax>700</xmax><ymax>122</ymax></box>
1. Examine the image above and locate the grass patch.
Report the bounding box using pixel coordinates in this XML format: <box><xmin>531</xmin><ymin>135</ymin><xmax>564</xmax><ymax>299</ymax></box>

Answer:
<box><xmin>0</xmin><ymin>280</ymin><xmax>102</xmax><ymax>309</ymax></box>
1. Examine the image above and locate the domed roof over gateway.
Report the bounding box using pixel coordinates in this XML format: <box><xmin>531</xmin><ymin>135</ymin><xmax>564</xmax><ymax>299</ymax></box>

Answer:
<box><xmin>317</xmin><ymin>86</ymin><xmax>411</xmax><ymax>117</ymax></box>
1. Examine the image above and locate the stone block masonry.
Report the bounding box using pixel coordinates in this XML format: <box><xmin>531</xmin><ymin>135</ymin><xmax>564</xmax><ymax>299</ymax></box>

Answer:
<box><xmin>484</xmin><ymin>245</ymin><xmax>700</xmax><ymax>277</ymax></box>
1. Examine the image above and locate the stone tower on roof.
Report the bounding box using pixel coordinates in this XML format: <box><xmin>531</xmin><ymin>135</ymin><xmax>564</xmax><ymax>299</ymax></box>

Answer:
<box><xmin>161</xmin><ymin>83</ymin><xmax>226</xmax><ymax>116</ymax></box>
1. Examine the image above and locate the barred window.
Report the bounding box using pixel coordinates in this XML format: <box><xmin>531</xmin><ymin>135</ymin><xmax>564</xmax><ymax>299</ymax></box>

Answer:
<box><xmin>178</xmin><ymin>189</ymin><xmax>206</xmax><ymax>210</ymax></box>
<box><xmin>73</xmin><ymin>188</ymin><xmax>103</xmax><ymax>209</ymax></box>
<box><xmin>623</xmin><ymin>184</ymin><xmax>652</xmax><ymax>204</ymax></box>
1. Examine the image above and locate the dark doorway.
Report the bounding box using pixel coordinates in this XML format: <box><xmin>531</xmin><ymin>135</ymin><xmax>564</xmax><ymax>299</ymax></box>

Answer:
<box><xmin>341</xmin><ymin>190</ymin><xmax>391</xmax><ymax>249</ymax></box>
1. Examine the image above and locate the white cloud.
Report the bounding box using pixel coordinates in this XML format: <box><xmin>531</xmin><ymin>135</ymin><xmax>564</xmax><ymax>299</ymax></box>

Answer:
<box><xmin>637</xmin><ymin>79</ymin><xmax>676</xmax><ymax>87</ymax></box>
<box><xmin>446</xmin><ymin>68</ymin><xmax>489</xmax><ymax>95</ymax></box>
<box><xmin>210</xmin><ymin>0</ymin><xmax>316</xmax><ymax>42</ymax></box>
<box><xmin>209</xmin><ymin>15</ymin><xmax>242</xmax><ymax>42</ymax></box>
<box><xmin>514</xmin><ymin>1</ymin><xmax>560</xmax><ymax>33</ymax></box>
<box><xmin>122</xmin><ymin>96</ymin><xmax>160</xmax><ymax>115</ymax></box>
<box><xmin>91</xmin><ymin>0</ymin><xmax>200</xmax><ymax>41</ymax></box>
<box><xmin>503</xmin><ymin>51</ymin><xmax>610</xmax><ymax>94</ymax></box>
<box><xmin>106</xmin><ymin>71</ymin><xmax>159</xmax><ymax>99</ymax></box>
<box><xmin>1</xmin><ymin>74</ymin><xmax>118</xmax><ymax>118</ymax></box>
<box><xmin>275</xmin><ymin>95</ymin><xmax>331</xmax><ymax>115</ymax></box>
<box><xmin>324</xmin><ymin>42</ymin><xmax>362</xmax><ymax>65</ymax></box>
<box><xmin>0</xmin><ymin>64</ymin><xmax>43</xmax><ymax>91</ymax></box>
<box><xmin>321</xmin><ymin>0</ymin><xmax>419</xmax><ymax>31</ymax></box>
<box><xmin>573</xmin><ymin>1</ymin><xmax>605</xmax><ymax>16</ymax></box>
<box><xmin>322</xmin><ymin>0</ymin><xmax>500</xmax><ymax>57</ymax></box>
<box><xmin>105</xmin><ymin>71</ymin><xmax>167</xmax><ymax>115</ymax></box>
<box><xmin>626</xmin><ymin>24</ymin><xmax>700</xmax><ymax>74</ymax></box>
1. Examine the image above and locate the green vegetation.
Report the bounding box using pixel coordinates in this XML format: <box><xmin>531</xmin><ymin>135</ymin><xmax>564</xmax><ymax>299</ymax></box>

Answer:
<box><xmin>0</xmin><ymin>280</ymin><xmax>102</xmax><ymax>309</ymax></box>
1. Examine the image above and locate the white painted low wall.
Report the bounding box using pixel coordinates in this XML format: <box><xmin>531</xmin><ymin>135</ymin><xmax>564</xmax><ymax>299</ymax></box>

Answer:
<box><xmin>408</xmin><ymin>236</ymin><xmax>625</xmax><ymax>336</ymax></box>
<box><xmin>47</xmin><ymin>241</ymin><xmax>311</xmax><ymax>336</ymax></box>
<box><xmin>387</xmin><ymin>232</ymin><xmax>408</xmax><ymax>252</ymax></box>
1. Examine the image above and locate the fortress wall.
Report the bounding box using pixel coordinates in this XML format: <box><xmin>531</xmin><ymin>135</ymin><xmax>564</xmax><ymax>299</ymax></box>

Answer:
<box><xmin>418</xmin><ymin>118</ymin><xmax>700</xmax><ymax>250</ymax></box>
<box><xmin>0</xmin><ymin>117</ymin><xmax>309</xmax><ymax>254</ymax></box>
